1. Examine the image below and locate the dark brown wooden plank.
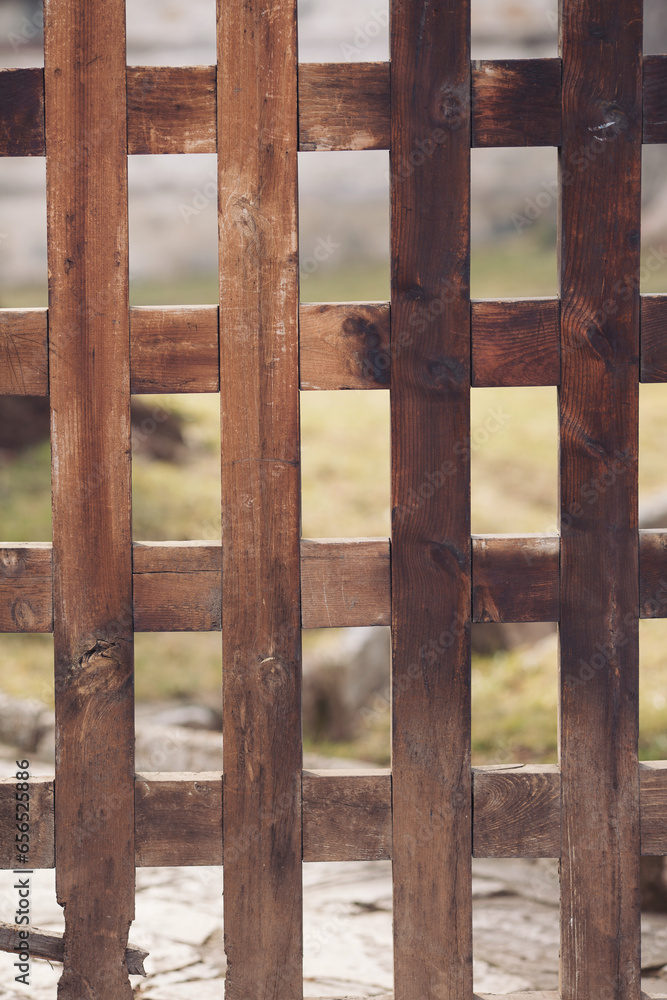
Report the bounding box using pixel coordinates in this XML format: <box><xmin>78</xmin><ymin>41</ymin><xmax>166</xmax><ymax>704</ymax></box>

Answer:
<box><xmin>127</xmin><ymin>66</ymin><xmax>217</xmax><ymax>155</ymax></box>
<box><xmin>130</xmin><ymin>306</ymin><xmax>219</xmax><ymax>393</ymax></box>
<box><xmin>301</xmin><ymin>538</ymin><xmax>390</xmax><ymax>628</ymax></box>
<box><xmin>472</xmin><ymin>299</ymin><xmax>560</xmax><ymax>388</ymax></box>
<box><xmin>0</xmin><ymin>543</ymin><xmax>52</xmax><ymax>632</ymax></box>
<box><xmin>0</xmin><ymin>921</ymin><xmax>147</xmax><ymax>976</ymax></box>
<box><xmin>44</xmin><ymin>1</ymin><xmax>135</xmax><ymax>996</ymax></box>
<box><xmin>640</xmin><ymin>761</ymin><xmax>667</xmax><ymax>856</ymax></box>
<box><xmin>0</xmin><ymin>67</ymin><xmax>45</xmax><ymax>156</ymax></box>
<box><xmin>217</xmin><ymin>1</ymin><xmax>302</xmax><ymax>995</ymax></box>
<box><xmin>300</xmin><ymin>302</ymin><xmax>391</xmax><ymax>390</ymax></box>
<box><xmin>559</xmin><ymin>3</ymin><xmax>643</xmax><ymax>997</ymax></box>
<box><xmin>0</xmin><ymin>775</ymin><xmax>54</xmax><ymax>868</ymax></box>
<box><xmin>643</xmin><ymin>56</ymin><xmax>667</xmax><ymax>144</ymax></box>
<box><xmin>639</xmin><ymin>530</ymin><xmax>667</xmax><ymax>618</ymax></box>
<box><xmin>135</xmin><ymin>773</ymin><xmax>223</xmax><ymax>867</ymax></box>
<box><xmin>298</xmin><ymin>62</ymin><xmax>390</xmax><ymax>151</ymax></box>
<box><xmin>641</xmin><ymin>295</ymin><xmax>667</xmax><ymax>383</ymax></box>
<box><xmin>0</xmin><ymin>310</ymin><xmax>48</xmax><ymax>395</ymax></box>
<box><xmin>391</xmin><ymin>1</ymin><xmax>473</xmax><ymax>996</ymax></box>
<box><xmin>472</xmin><ymin>534</ymin><xmax>559</xmax><ymax>623</ymax></box>
<box><xmin>472</xmin><ymin>59</ymin><xmax>562</xmax><ymax>147</ymax></box>
<box><xmin>302</xmin><ymin>769</ymin><xmax>392</xmax><ymax>862</ymax></box>
<box><xmin>472</xmin><ymin>765</ymin><xmax>560</xmax><ymax>858</ymax></box>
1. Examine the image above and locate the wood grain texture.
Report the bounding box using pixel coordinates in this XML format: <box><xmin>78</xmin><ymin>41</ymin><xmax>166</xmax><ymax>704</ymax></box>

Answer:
<box><xmin>135</xmin><ymin>773</ymin><xmax>222</xmax><ymax>867</ymax></box>
<box><xmin>7</xmin><ymin>763</ymin><xmax>667</xmax><ymax>868</ymax></box>
<box><xmin>0</xmin><ymin>544</ymin><xmax>52</xmax><ymax>632</ymax></box>
<box><xmin>300</xmin><ymin>302</ymin><xmax>391</xmax><ymax>389</ymax></box>
<box><xmin>0</xmin><ymin>922</ymin><xmax>147</xmax><ymax>976</ymax></box>
<box><xmin>472</xmin><ymin>59</ymin><xmax>562</xmax><ymax>147</ymax></box>
<box><xmin>0</xmin><ymin>309</ymin><xmax>48</xmax><ymax>395</ymax></box>
<box><xmin>298</xmin><ymin>62</ymin><xmax>390</xmax><ymax>151</ymax></box>
<box><xmin>301</xmin><ymin>538</ymin><xmax>390</xmax><ymax>627</ymax></box>
<box><xmin>130</xmin><ymin>306</ymin><xmax>219</xmax><ymax>393</ymax></box>
<box><xmin>217</xmin><ymin>1</ymin><xmax>302</xmax><ymax>996</ymax></box>
<box><xmin>641</xmin><ymin>295</ymin><xmax>667</xmax><ymax>383</ymax></box>
<box><xmin>0</xmin><ymin>67</ymin><xmax>44</xmax><ymax>155</ymax></box>
<box><xmin>639</xmin><ymin>530</ymin><xmax>667</xmax><ymax>619</ymax></box>
<box><xmin>390</xmin><ymin>1</ymin><xmax>473</xmax><ymax>996</ymax></box>
<box><xmin>643</xmin><ymin>55</ymin><xmax>667</xmax><ymax>144</ymax></box>
<box><xmin>472</xmin><ymin>534</ymin><xmax>559</xmax><ymax>623</ymax></box>
<box><xmin>44</xmin><ymin>0</ymin><xmax>135</xmax><ymax>995</ymax></box>
<box><xmin>471</xmin><ymin>299</ymin><xmax>560</xmax><ymax>387</ymax></box>
<box><xmin>472</xmin><ymin>765</ymin><xmax>560</xmax><ymax>858</ymax></box>
<box><xmin>302</xmin><ymin>769</ymin><xmax>392</xmax><ymax>862</ymax></box>
<box><xmin>127</xmin><ymin>66</ymin><xmax>217</xmax><ymax>155</ymax></box>
<box><xmin>559</xmin><ymin>4</ymin><xmax>643</xmax><ymax>997</ymax></box>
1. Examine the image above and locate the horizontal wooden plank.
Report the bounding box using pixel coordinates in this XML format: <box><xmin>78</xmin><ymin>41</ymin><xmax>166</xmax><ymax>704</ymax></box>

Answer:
<box><xmin>130</xmin><ymin>306</ymin><xmax>219</xmax><ymax>393</ymax></box>
<box><xmin>641</xmin><ymin>295</ymin><xmax>667</xmax><ymax>383</ymax></box>
<box><xmin>0</xmin><ymin>309</ymin><xmax>48</xmax><ymax>395</ymax></box>
<box><xmin>302</xmin><ymin>769</ymin><xmax>392</xmax><ymax>861</ymax></box>
<box><xmin>0</xmin><ymin>921</ymin><xmax>147</xmax><ymax>976</ymax></box>
<box><xmin>300</xmin><ymin>538</ymin><xmax>391</xmax><ymax>627</ymax></box>
<box><xmin>6</xmin><ymin>761</ymin><xmax>667</xmax><ymax>866</ymax></box>
<box><xmin>300</xmin><ymin>302</ymin><xmax>391</xmax><ymax>389</ymax></box>
<box><xmin>3</xmin><ymin>533</ymin><xmax>667</xmax><ymax>631</ymax></box>
<box><xmin>472</xmin><ymin>59</ymin><xmax>561</xmax><ymax>147</ymax></box>
<box><xmin>472</xmin><ymin>534</ymin><xmax>560</xmax><ymax>623</ymax></box>
<box><xmin>0</xmin><ymin>544</ymin><xmax>52</xmax><ymax>632</ymax></box>
<box><xmin>643</xmin><ymin>55</ymin><xmax>667</xmax><ymax>144</ymax></box>
<box><xmin>471</xmin><ymin>299</ymin><xmax>560</xmax><ymax>388</ymax></box>
<box><xmin>0</xmin><ymin>67</ymin><xmax>45</xmax><ymax>155</ymax></box>
<box><xmin>25</xmin><ymin>58</ymin><xmax>667</xmax><ymax>157</ymax></box>
<box><xmin>472</xmin><ymin>764</ymin><xmax>560</xmax><ymax>858</ymax></box>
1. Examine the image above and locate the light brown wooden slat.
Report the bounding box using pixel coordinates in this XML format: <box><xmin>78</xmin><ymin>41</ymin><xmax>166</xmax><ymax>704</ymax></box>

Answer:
<box><xmin>298</xmin><ymin>62</ymin><xmax>390</xmax><ymax>151</ymax></box>
<box><xmin>471</xmin><ymin>299</ymin><xmax>560</xmax><ymax>388</ymax></box>
<box><xmin>302</xmin><ymin>769</ymin><xmax>392</xmax><ymax>862</ymax></box>
<box><xmin>300</xmin><ymin>538</ymin><xmax>390</xmax><ymax>627</ymax></box>
<box><xmin>127</xmin><ymin>66</ymin><xmax>217</xmax><ymax>155</ymax></box>
<box><xmin>133</xmin><ymin>542</ymin><xmax>221</xmax><ymax>630</ymax></box>
<box><xmin>472</xmin><ymin>59</ymin><xmax>562</xmax><ymax>147</ymax></box>
<box><xmin>0</xmin><ymin>543</ymin><xmax>52</xmax><ymax>632</ymax></box>
<box><xmin>472</xmin><ymin>534</ymin><xmax>559</xmax><ymax>623</ymax></box>
<box><xmin>472</xmin><ymin>765</ymin><xmax>560</xmax><ymax>858</ymax></box>
<box><xmin>558</xmin><ymin>2</ymin><xmax>643</xmax><ymax>996</ymax></box>
<box><xmin>130</xmin><ymin>306</ymin><xmax>219</xmax><ymax>393</ymax></box>
<box><xmin>217</xmin><ymin>0</ymin><xmax>302</xmax><ymax>994</ymax></box>
<box><xmin>44</xmin><ymin>0</ymin><xmax>135</xmax><ymax>993</ymax></box>
<box><xmin>6</xmin><ymin>762</ymin><xmax>667</xmax><ymax>867</ymax></box>
<box><xmin>300</xmin><ymin>302</ymin><xmax>391</xmax><ymax>390</ymax></box>
<box><xmin>0</xmin><ymin>310</ymin><xmax>48</xmax><ymax>395</ymax></box>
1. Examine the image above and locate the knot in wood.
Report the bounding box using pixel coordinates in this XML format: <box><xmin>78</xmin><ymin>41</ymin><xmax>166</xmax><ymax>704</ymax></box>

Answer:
<box><xmin>257</xmin><ymin>656</ymin><xmax>289</xmax><ymax>699</ymax></box>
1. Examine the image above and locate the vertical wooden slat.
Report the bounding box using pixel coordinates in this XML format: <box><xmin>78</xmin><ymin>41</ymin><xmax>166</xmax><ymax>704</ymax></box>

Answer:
<box><xmin>217</xmin><ymin>1</ymin><xmax>302</xmax><ymax>997</ymax></box>
<box><xmin>44</xmin><ymin>0</ymin><xmax>134</xmax><ymax>998</ymax></box>
<box><xmin>390</xmin><ymin>2</ymin><xmax>472</xmax><ymax>998</ymax></box>
<box><xmin>559</xmin><ymin>4</ymin><xmax>642</xmax><ymax>999</ymax></box>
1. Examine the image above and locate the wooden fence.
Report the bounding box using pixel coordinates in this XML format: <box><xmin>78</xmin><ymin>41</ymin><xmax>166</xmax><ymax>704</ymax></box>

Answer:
<box><xmin>1</xmin><ymin>0</ymin><xmax>667</xmax><ymax>997</ymax></box>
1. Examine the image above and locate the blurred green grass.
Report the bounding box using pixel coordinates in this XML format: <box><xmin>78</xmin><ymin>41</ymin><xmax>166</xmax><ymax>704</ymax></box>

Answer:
<box><xmin>2</xmin><ymin>244</ymin><xmax>667</xmax><ymax>764</ymax></box>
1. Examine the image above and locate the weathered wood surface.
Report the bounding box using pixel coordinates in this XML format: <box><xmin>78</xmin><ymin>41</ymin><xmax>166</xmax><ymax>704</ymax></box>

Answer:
<box><xmin>472</xmin><ymin>765</ymin><xmax>560</xmax><ymax>858</ymax></box>
<box><xmin>301</xmin><ymin>538</ymin><xmax>390</xmax><ymax>627</ymax></box>
<box><xmin>643</xmin><ymin>55</ymin><xmax>667</xmax><ymax>144</ymax></box>
<box><xmin>472</xmin><ymin>59</ymin><xmax>562</xmax><ymax>147</ymax></box>
<box><xmin>302</xmin><ymin>769</ymin><xmax>392</xmax><ymax>862</ymax></box>
<box><xmin>640</xmin><ymin>530</ymin><xmax>667</xmax><ymax>618</ymax></box>
<box><xmin>0</xmin><ymin>67</ymin><xmax>44</xmax><ymax>155</ymax></box>
<box><xmin>0</xmin><ymin>309</ymin><xmax>48</xmax><ymax>395</ymax></box>
<box><xmin>300</xmin><ymin>302</ymin><xmax>391</xmax><ymax>389</ymax></box>
<box><xmin>0</xmin><ymin>921</ymin><xmax>147</xmax><ymax>976</ymax></box>
<box><xmin>133</xmin><ymin>542</ymin><xmax>221</xmax><ymax>631</ymax></box>
<box><xmin>217</xmin><ymin>0</ymin><xmax>302</xmax><ymax>995</ymax></box>
<box><xmin>391</xmin><ymin>0</ymin><xmax>473</xmax><ymax>996</ymax></box>
<box><xmin>5</xmin><ymin>762</ymin><xmax>667</xmax><ymax>867</ymax></box>
<box><xmin>471</xmin><ymin>299</ymin><xmax>560</xmax><ymax>387</ymax></box>
<box><xmin>472</xmin><ymin>534</ymin><xmax>559</xmax><ymax>623</ymax></box>
<box><xmin>641</xmin><ymin>295</ymin><xmax>667</xmax><ymax>383</ymax></box>
<box><xmin>559</xmin><ymin>3</ymin><xmax>643</xmax><ymax>997</ymax></box>
<box><xmin>298</xmin><ymin>62</ymin><xmax>390</xmax><ymax>151</ymax></box>
<box><xmin>0</xmin><ymin>544</ymin><xmax>52</xmax><ymax>633</ymax></box>
<box><xmin>130</xmin><ymin>306</ymin><xmax>219</xmax><ymax>393</ymax></box>
<box><xmin>127</xmin><ymin>66</ymin><xmax>217</xmax><ymax>155</ymax></box>
<box><xmin>44</xmin><ymin>0</ymin><xmax>135</xmax><ymax>995</ymax></box>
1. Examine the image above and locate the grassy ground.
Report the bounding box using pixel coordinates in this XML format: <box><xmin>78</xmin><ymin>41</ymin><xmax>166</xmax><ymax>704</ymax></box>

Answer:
<box><xmin>2</xmin><ymin>242</ymin><xmax>667</xmax><ymax>763</ymax></box>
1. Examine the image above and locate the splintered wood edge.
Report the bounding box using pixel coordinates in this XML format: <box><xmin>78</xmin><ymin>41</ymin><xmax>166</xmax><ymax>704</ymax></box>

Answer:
<box><xmin>3</xmin><ymin>531</ymin><xmax>667</xmax><ymax>631</ymax></box>
<box><xmin>3</xmin><ymin>762</ymin><xmax>667</xmax><ymax>867</ymax></box>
